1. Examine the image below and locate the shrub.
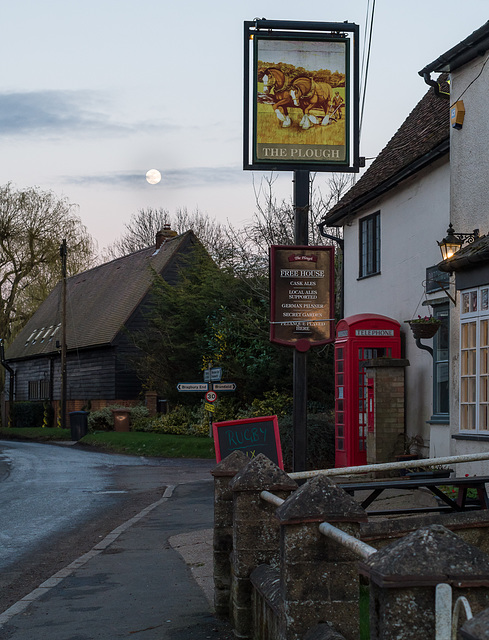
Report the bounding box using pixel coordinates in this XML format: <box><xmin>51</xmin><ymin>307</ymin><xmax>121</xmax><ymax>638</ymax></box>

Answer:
<box><xmin>132</xmin><ymin>404</ymin><xmax>210</xmax><ymax>438</ymax></box>
<box><xmin>250</xmin><ymin>390</ymin><xmax>293</xmax><ymax>419</ymax></box>
<box><xmin>87</xmin><ymin>404</ymin><xmax>150</xmax><ymax>432</ymax></box>
<box><xmin>278</xmin><ymin>411</ymin><xmax>335</xmax><ymax>472</ymax></box>
<box><xmin>12</xmin><ymin>402</ymin><xmax>46</xmax><ymax>428</ymax></box>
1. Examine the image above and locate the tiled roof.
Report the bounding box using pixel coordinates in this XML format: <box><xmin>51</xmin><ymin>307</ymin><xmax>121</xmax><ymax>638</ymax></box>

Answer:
<box><xmin>324</xmin><ymin>77</ymin><xmax>450</xmax><ymax>225</ymax></box>
<box><xmin>6</xmin><ymin>231</ymin><xmax>195</xmax><ymax>360</ymax></box>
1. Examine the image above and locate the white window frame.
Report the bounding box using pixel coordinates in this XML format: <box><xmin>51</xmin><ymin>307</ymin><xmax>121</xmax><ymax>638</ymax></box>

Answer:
<box><xmin>459</xmin><ymin>286</ymin><xmax>489</xmax><ymax>434</ymax></box>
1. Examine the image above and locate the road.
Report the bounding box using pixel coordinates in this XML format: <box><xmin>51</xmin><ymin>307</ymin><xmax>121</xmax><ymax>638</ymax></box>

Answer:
<box><xmin>0</xmin><ymin>440</ymin><xmax>215</xmax><ymax>614</ymax></box>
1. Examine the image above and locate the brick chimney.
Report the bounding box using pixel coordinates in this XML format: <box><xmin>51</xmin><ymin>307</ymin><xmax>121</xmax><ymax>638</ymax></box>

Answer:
<box><xmin>155</xmin><ymin>223</ymin><xmax>177</xmax><ymax>249</ymax></box>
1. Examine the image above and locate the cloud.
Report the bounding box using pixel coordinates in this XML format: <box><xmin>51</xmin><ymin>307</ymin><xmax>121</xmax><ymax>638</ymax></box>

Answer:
<box><xmin>0</xmin><ymin>90</ymin><xmax>178</xmax><ymax>137</ymax></box>
<box><xmin>67</xmin><ymin>165</ymin><xmax>254</xmax><ymax>189</ymax></box>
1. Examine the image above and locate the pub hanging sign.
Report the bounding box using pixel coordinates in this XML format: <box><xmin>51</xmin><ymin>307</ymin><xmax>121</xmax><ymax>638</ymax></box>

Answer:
<box><xmin>270</xmin><ymin>245</ymin><xmax>335</xmax><ymax>351</ymax></box>
<box><xmin>243</xmin><ymin>20</ymin><xmax>360</xmax><ymax>173</ymax></box>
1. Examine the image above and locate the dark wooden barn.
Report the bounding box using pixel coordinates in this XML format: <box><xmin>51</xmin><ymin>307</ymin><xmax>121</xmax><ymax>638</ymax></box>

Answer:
<box><xmin>3</xmin><ymin>228</ymin><xmax>200</xmax><ymax>423</ymax></box>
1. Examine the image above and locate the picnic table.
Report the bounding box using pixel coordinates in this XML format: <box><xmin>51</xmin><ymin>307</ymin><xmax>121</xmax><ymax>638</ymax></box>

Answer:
<box><xmin>338</xmin><ymin>475</ymin><xmax>489</xmax><ymax>516</ymax></box>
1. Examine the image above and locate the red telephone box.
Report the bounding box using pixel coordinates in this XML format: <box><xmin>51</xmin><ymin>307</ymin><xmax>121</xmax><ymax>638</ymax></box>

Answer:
<box><xmin>334</xmin><ymin>314</ymin><xmax>401</xmax><ymax>468</ymax></box>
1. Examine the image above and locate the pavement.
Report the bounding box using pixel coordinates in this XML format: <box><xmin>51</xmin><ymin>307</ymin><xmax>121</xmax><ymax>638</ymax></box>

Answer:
<box><xmin>0</xmin><ymin>462</ymin><xmax>233</xmax><ymax>640</ymax></box>
<box><xmin>0</xmin><ymin>446</ymin><xmax>442</xmax><ymax>640</ymax></box>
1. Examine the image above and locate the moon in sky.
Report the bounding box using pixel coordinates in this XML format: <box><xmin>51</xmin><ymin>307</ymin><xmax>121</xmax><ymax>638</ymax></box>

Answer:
<box><xmin>145</xmin><ymin>169</ymin><xmax>161</xmax><ymax>184</ymax></box>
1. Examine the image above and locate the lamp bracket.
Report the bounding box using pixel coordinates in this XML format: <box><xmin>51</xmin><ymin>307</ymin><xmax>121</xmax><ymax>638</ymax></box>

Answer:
<box><xmin>431</xmin><ymin>280</ymin><xmax>457</xmax><ymax>305</ymax></box>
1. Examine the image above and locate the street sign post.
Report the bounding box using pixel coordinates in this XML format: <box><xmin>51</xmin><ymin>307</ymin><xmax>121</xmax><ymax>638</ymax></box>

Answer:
<box><xmin>204</xmin><ymin>367</ymin><xmax>223</xmax><ymax>382</ymax></box>
<box><xmin>177</xmin><ymin>383</ymin><xmax>209</xmax><ymax>392</ymax></box>
<box><xmin>177</xmin><ymin>376</ymin><xmax>236</xmax><ymax>437</ymax></box>
<box><xmin>213</xmin><ymin>382</ymin><xmax>236</xmax><ymax>391</ymax></box>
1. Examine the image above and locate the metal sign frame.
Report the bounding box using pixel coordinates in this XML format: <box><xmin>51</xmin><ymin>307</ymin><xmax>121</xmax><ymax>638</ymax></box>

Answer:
<box><xmin>244</xmin><ymin>19</ymin><xmax>360</xmax><ymax>173</ymax></box>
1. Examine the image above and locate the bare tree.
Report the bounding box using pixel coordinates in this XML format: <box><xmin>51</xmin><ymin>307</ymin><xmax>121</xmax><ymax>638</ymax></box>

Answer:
<box><xmin>224</xmin><ymin>172</ymin><xmax>351</xmax><ymax>277</ymax></box>
<box><xmin>105</xmin><ymin>206</ymin><xmax>234</xmax><ymax>268</ymax></box>
<box><xmin>0</xmin><ymin>183</ymin><xmax>95</xmax><ymax>342</ymax></box>
<box><xmin>104</xmin><ymin>207</ymin><xmax>171</xmax><ymax>258</ymax></box>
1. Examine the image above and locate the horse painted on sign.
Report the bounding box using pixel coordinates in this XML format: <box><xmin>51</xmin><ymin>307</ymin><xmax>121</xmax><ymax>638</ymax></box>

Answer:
<box><xmin>261</xmin><ymin>67</ymin><xmax>294</xmax><ymax>128</ymax></box>
<box><xmin>290</xmin><ymin>76</ymin><xmax>334</xmax><ymax>129</ymax></box>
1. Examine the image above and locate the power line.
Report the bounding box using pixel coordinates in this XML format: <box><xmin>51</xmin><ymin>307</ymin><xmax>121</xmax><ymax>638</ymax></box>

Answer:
<box><xmin>360</xmin><ymin>0</ymin><xmax>376</xmax><ymax>136</ymax></box>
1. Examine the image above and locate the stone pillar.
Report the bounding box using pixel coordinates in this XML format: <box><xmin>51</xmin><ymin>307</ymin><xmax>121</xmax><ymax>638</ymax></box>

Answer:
<box><xmin>230</xmin><ymin>454</ymin><xmax>298</xmax><ymax>639</ymax></box>
<box><xmin>144</xmin><ymin>390</ymin><xmax>158</xmax><ymax>416</ymax></box>
<box><xmin>276</xmin><ymin>475</ymin><xmax>368</xmax><ymax>640</ymax></box>
<box><xmin>460</xmin><ymin>606</ymin><xmax>489</xmax><ymax>639</ymax></box>
<box><xmin>211</xmin><ymin>451</ymin><xmax>249</xmax><ymax>618</ymax></box>
<box><xmin>360</xmin><ymin>524</ymin><xmax>489</xmax><ymax>640</ymax></box>
<box><xmin>364</xmin><ymin>358</ymin><xmax>409</xmax><ymax>465</ymax></box>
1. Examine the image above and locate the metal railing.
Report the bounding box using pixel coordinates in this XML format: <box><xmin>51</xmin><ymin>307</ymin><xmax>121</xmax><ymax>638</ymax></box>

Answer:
<box><xmin>436</xmin><ymin>583</ymin><xmax>473</xmax><ymax>640</ymax></box>
<box><xmin>289</xmin><ymin>452</ymin><xmax>489</xmax><ymax>481</ymax></box>
<box><xmin>260</xmin><ymin>490</ymin><xmax>377</xmax><ymax>560</ymax></box>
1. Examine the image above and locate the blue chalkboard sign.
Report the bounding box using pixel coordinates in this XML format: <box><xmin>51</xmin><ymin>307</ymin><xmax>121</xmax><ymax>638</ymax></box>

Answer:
<box><xmin>213</xmin><ymin>415</ymin><xmax>283</xmax><ymax>469</ymax></box>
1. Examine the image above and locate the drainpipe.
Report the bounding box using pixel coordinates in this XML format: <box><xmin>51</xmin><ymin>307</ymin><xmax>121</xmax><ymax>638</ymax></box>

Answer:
<box><xmin>0</xmin><ymin>339</ymin><xmax>15</xmax><ymax>424</ymax></box>
<box><xmin>421</xmin><ymin>72</ymin><xmax>450</xmax><ymax>99</ymax></box>
<box><xmin>318</xmin><ymin>220</ymin><xmax>345</xmax><ymax>319</ymax></box>
<box><xmin>422</xmin><ymin>72</ymin><xmax>442</xmax><ymax>96</ymax></box>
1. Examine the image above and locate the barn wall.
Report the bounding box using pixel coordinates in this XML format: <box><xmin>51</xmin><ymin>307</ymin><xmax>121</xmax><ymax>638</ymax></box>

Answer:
<box><xmin>7</xmin><ymin>347</ymin><xmax>116</xmax><ymax>402</ymax></box>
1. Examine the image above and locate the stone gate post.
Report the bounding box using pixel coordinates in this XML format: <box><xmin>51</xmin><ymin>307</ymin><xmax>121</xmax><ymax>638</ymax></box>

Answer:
<box><xmin>230</xmin><ymin>454</ymin><xmax>298</xmax><ymax>639</ymax></box>
<box><xmin>460</xmin><ymin>605</ymin><xmax>489</xmax><ymax>639</ymax></box>
<box><xmin>212</xmin><ymin>450</ymin><xmax>250</xmax><ymax>617</ymax></box>
<box><xmin>276</xmin><ymin>474</ymin><xmax>368</xmax><ymax>640</ymax></box>
<box><xmin>360</xmin><ymin>524</ymin><xmax>489</xmax><ymax>640</ymax></box>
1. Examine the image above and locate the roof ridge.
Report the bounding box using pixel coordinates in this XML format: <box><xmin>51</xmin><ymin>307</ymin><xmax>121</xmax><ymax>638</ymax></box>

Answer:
<box><xmin>67</xmin><ymin>231</ymin><xmax>187</xmax><ymax>283</ymax></box>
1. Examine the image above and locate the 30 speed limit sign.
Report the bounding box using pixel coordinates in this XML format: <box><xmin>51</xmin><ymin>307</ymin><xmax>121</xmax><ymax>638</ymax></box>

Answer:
<box><xmin>205</xmin><ymin>390</ymin><xmax>217</xmax><ymax>403</ymax></box>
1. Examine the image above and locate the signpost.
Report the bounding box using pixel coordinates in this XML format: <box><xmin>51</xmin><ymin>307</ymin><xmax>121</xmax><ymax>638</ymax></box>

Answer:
<box><xmin>270</xmin><ymin>245</ymin><xmax>335</xmax><ymax>350</ymax></box>
<box><xmin>204</xmin><ymin>367</ymin><xmax>223</xmax><ymax>382</ymax></box>
<box><xmin>176</xmin><ymin>383</ymin><xmax>209</xmax><ymax>392</ymax></box>
<box><xmin>177</xmin><ymin>371</ymin><xmax>237</xmax><ymax>437</ymax></box>
<box><xmin>243</xmin><ymin>20</ymin><xmax>360</xmax><ymax>472</ymax></box>
<box><xmin>213</xmin><ymin>382</ymin><xmax>236</xmax><ymax>391</ymax></box>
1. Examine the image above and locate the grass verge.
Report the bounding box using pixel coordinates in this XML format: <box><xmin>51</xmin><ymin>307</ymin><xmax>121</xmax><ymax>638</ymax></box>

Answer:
<box><xmin>0</xmin><ymin>427</ymin><xmax>71</xmax><ymax>441</ymax></box>
<box><xmin>81</xmin><ymin>431</ymin><xmax>215</xmax><ymax>458</ymax></box>
<box><xmin>0</xmin><ymin>427</ymin><xmax>215</xmax><ymax>459</ymax></box>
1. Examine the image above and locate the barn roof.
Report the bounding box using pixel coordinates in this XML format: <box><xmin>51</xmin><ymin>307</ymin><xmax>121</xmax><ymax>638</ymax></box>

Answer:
<box><xmin>6</xmin><ymin>231</ymin><xmax>196</xmax><ymax>361</ymax></box>
<box><xmin>323</xmin><ymin>77</ymin><xmax>450</xmax><ymax>226</ymax></box>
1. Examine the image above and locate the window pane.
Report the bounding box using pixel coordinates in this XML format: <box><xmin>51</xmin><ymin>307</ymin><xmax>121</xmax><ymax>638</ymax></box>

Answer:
<box><xmin>480</xmin><ymin>405</ymin><xmax>489</xmax><ymax>431</ymax></box>
<box><xmin>435</xmin><ymin>362</ymin><xmax>449</xmax><ymax>413</ymax></box>
<box><xmin>481</xmin><ymin>320</ymin><xmax>489</xmax><ymax>347</ymax></box>
<box><xmin>461</xmin><ymin>404</ymin><xmax>476</xmax><ymax>430</ymax></box>
<box><xmin>471</xmin><ymin>291</ymin><xmax>478</xmax><ymax>312</ymax></box>
<box><xmin>359</xmin><ymin>212</ymin><xmax>380</xmax><ymax>277</ymax></box>
<box><xmin>482</xmin><ymin>288</ymin><xmax>489</xmax><ymax>311</ymax></box>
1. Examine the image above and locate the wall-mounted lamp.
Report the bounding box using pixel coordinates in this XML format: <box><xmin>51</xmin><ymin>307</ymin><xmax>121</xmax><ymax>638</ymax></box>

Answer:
<box><xmin>438</xmin><ymin>223</ymin><xmax>480</xmax><ymax>261</ymax></box>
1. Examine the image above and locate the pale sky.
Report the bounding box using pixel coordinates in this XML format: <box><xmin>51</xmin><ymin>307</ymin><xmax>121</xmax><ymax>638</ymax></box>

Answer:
<box><xmin>1</xmin><ymin>1</ymin><xmax>488</xmax><ymax>253</ymax></box>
